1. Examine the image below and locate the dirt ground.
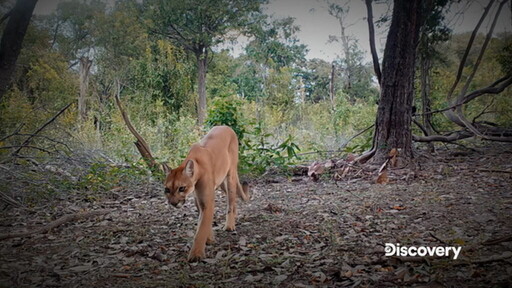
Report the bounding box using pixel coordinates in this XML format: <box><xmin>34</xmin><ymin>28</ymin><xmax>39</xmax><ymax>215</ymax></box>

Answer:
<box><xmin>1</xmin><ymin>143</ymin><xmax>512</xmax><ymax>287</ymax></box>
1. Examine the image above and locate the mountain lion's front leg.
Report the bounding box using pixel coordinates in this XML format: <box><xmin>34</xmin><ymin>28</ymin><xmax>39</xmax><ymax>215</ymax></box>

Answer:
<box><xmin>188</xmin><ymin>190</ymin><xmax>214</xmax><ymax>262</ymax></box>
<box><xmin>194</xmin><ymin>196</ymin><xmax>215</xmax><ymax>244</ymax></box>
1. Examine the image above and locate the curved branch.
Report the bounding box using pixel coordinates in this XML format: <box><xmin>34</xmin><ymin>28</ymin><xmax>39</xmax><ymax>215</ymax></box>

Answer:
<box><xmin>340</xmin><ymin>124</ymin><xmax>375</xmax><ymax>149</ymax></box>
<box><xmin>413</xmin><ymin>130</ymin><xmax>473</xmax><ymax>142</ymax></box>
<box><xmin>354</xmin><ymin>146</ymin><xmax>376</xmax><ymax>163</ymax></box>
<box><xmin>418</xmin><ymin>74</ymin><xmax>512</xmax><ymax>116</ymax></box>
<box><xmin>456</xmin><ymin>0</ymin><xmax>507</xmax><ymax>102</ymax></box>
<box><xmin>412</xmin><ymin>119</ymin><xmax>429</xmax><ymax>136</ymax></box>
<box><xmin>364</xmin><ymin>0</ymin><xmax>381</xmax><ymax>85</ymax></box>
<box><xmin>462</xmin><ymin>74</ymin><xmax>512</xmax><ymax>104</ymax></box>
<box><xmin>114</xmin><ymin>80</ymin><xmax>170</xmax><ymax>174</ymax></box>
<box><xmin>447</xmin><ymin>0</ymin><xmax>495</xmax><ymax>101</ymax></box>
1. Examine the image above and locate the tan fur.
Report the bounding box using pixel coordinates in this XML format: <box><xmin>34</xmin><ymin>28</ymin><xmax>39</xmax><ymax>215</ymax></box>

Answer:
<box><xmin>164</xmin><ymin>126</ymin><xmax>250</xmax><ymax>262</ymax></box>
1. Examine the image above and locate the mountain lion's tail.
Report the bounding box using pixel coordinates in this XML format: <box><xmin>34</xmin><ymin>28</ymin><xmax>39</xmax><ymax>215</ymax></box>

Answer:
<box><xmin>237</xmin><ymin>181</ymin><xmax>250</xmax><ymax>201</ymax></box>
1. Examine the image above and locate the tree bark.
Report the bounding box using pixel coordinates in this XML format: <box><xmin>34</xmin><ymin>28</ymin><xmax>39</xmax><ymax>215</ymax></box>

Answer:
<box><xmin>78</xmin><ymin>56</ymin><xmax>92</xmax><ymax>123</ymax></box>
<box><xmin>196</xmin><ymin>49</ymin><xmax>208</xmax><ymax>126</ymax></box>
<box><xmin>372</xmin><ymin>0</ymin><xmax>426</xmax><ymax>162</ymax></box>
<box><xmin>0</xmin><ymin>0</ymin><xmax>38</xmax><ymax>101</ymax></box>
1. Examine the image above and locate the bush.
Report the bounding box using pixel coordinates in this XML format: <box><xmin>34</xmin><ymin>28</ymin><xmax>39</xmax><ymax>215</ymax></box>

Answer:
<box><xmin>206</xmin><ymin>96</ymin><xmax>246</xmax><ymax>141</ymax></box>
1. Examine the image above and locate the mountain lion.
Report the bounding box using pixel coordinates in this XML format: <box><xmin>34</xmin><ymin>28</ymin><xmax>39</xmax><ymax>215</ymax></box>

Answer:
<box><xmin>164</xmin><ymin>126</ymin><xmax>250</xmax><ymax>262</ymax></box>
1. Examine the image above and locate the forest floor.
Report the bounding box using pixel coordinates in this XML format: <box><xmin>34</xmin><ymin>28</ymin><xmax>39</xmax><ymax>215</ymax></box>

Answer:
<box><xmin>1</xmin><ymin>143</ymin><xmax>512</xmax><ymax>287</ymax></box>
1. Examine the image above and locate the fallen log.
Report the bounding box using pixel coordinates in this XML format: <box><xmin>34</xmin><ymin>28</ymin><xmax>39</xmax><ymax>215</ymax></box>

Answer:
<box><xmin>0</xmin><ymin>209</ymin><xmax>111</xmax><ymax>241</ymax></box>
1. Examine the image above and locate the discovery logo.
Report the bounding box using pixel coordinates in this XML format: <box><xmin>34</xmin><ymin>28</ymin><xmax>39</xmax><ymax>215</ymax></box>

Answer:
<box><xmin>385</xmin><ymin>243</ymin><xmax>462</xmax><ymax>260</ymax></box>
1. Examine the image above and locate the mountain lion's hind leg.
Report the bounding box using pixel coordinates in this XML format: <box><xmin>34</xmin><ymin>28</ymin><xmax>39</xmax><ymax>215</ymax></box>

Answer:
<box><xmin>224</xmin><ymin>173</ymin><xmax>238</xmax><ymax>231</ymax></box>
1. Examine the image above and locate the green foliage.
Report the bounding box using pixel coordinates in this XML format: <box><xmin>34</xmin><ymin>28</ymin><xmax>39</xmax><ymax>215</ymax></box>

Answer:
<box><xmin>206</xmin><ymin>96</ymin><xmax>246</xmax><ymax>141</ymax></box>
<box><xmin>300</xmin><ymin>58</ymin><xmax>331</xmax><ymax>103</ymax></box>
<box><xmin>147</xmin><ymin>0</ymin><xmax>266</xmax><ymax>49</ymax></box>
<box><xmin>240</xmin><ymin>122</ymin><xmax>301</xmax><ymax>175</ymax></box>
<box><xmin>204</xmin><ymin>96</ymin><xmax>300</xmax><ymax>175</ymax></box>
<box><xmin>343</xmin><ymin>133</ymin><xmax>372</xmax><ymax>154</ymax></box>
<box><xmin>497</xmin><ymin>36</ymin><xmax>512</xmax><ymax>75</ymax></box>
<box><xmin>46</xmin><ymin>0</ymin><xmax>107</xmax><ymax>60</ymax></box>
<box><xmin>425</xmin><ymin>32</ymin><xmax>512</xmax><ymax>131</ymax></box>
<box><xmin>266</xmin><ymin>67</ymin><xmax>297</xmax><ymax>114</ymax></box>
<box><xmin>0</xmin><ymin>22</ymin><xmax>77</xmax><ymax>156</ymax></box>
<box><xmin>5</xmin><ymin>0</ymin><xmax>512</xmax><ymax>197</ymax></box>
<box><xmin>245</xmin><ymin>16</ymin><xmax>307</xmax><ymax>69</ymax></box>
<box><xmin>129</xmin><ymin>40</ymin><xmax>194</xmax><ymax>115</ymax></box>
<box><xmin>78</xmin><ymin>161</ymin><xmax>149</xmax><ymax>192</ymax></box>
<box><xmin>205</xmin><ymin>96</ymin><xmax>301</xmax><ymax>175</ymax></box>
<box><xmin>207</xmin><ymin>50</ymin><xmax>240</xmax><ymax>99</ymax></box>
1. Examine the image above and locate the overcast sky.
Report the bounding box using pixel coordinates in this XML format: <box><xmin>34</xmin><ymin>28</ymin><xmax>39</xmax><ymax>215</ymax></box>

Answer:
<box><xmin>265</xmin><ymin>0</ymin><xmax>512</xmax><ymax>62</ymax></box>
<box><xmin>34</xmin><ymin>0</ymin><xmax>512</xmax><ymax>63</ymax></box>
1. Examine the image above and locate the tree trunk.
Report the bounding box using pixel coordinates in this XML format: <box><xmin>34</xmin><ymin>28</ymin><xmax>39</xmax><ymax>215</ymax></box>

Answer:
<box><xmin>372</xmin><ymin>0</ymin><xmax>426</xmax><ymax>162</ymax></box>
<box><xmin>420</xmin><ymin>54</ymin><xmax>435</xmax><ymax>152</ymax></box>
<box><xmin>78</xmin><ymin>56</ymin><xmax>92</xmax><ymax>123</ymax></box>
<box><xmin>339</xmin><ymin>19</ymin><xmax>352</xmax><ymax>91</ymax></box>
<box><xmin>365</xmin><ymin>0</ymin><xmax>381</xmax><ymax>85</ymax></box>
<box><xmin>196</xmin><ymin>50</ymin><xmax>208</xmax><ymax>126</ymax></box>
<box><xmin>0</xmin><ymin>0</ymin><xmax>38</xmax><ymax>101</ymax></box>
<box><xmin>329</xmin><ymin>62</ymin><xmax>335</xmax><ymax>108</ymax></box>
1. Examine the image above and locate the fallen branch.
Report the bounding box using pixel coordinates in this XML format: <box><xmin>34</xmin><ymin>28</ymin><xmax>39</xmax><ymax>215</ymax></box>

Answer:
<box><xmin>471</xmin><ymin>252</ymin><xmax>512</xmax><ymax>264</ymax></box>
<box><xmin>476</xmin><ymin>169</ymin><xmax>512</xmax><ymax>174</ymax></box>
<box><xmin>482</xmin><ymin>235</ymin><xmax>512</xmax><ymax>245</ymax></box>
<box><xmin>9</xmin><ymin>102</ymin><xmax>73</xmax><ymax>158</ymax></box>
<box><xmin>340</xmin><ymin>124</ymin><xmax>375</xmax><ymax>149</ymax></box>
<box><xmin>391</xmin><ymin>252</ymin><xmax>512</xmax><ymax>266</ymax></box>
<box><xmin>354</xmin><ymin>147</ymin><xmax>376</xmax><ymax>164</ymax></box>
<box><xmin>390</xmin><ymin>256</ymin><xmax>433</xmax><ymax>263</ymax></box>
<box><xmin>429</xmin><ymin>232</ymin><xmax>448</xmax><ymax>245</ymax></box>
<box><xmin>0</xmin><ymin>209</ymin><xmax>111</xmax><ymax>241</ymax></box>
<box><xmin>0</xmin><ymin>192</ymin><xmax>22</xmax><ymax>208</ymax></box>
<box><xmin>296</xmin><ymin>150</ymin><xmax>338</xmax><ymax>156</ymax></box>
<box><xmin>1</xmin><ymin>145</ymin><xmax>53</xmax><ymax>154</ymax></box>
<box><xmin>413</xmin><ymin>130</ymin><xmax>473</xmax><ymax>143</ymax></box>
<box><xmin>0</xmin><ymin>123</ymin><xmax>24</xmax><ymax>142</ymax></box>
<box><xmin>453</xmin><ymin>251</ymin><xmax>512</xmax><ymax>266</ymax></box>
<box><xmin>114</xmin><ymin>80</ymin><xmax>169</xmax><ymax>175</ymax></box>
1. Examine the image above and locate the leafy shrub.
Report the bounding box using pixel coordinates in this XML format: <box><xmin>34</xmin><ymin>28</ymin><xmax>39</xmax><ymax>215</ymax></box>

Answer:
<box><xmin>78</xmin><ymin>161</ymin><xmax>149</xmax><ymax>192</ymax></box>
<box><xmin>240</xmin><ymin>122</ymin><xmax>301</xmax><ymax>175</ymax></box>
<box><xmin>206</xmin><ymin>96</ymin><xmax>246</xmax><ymax>141</ymax></box>
<box><xmin>206</xmin><ymin>97</ymin><xmax>300</xmax><ymax>175</ymax></box>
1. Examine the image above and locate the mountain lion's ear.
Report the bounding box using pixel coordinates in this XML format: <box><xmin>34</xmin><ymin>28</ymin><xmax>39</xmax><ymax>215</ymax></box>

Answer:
<box><xmin>162</xmin><ymin>163</ymin><xmax>171</xmax><ymax>175</ymax></box>
<box><xmin>184</xmin><ymin>160</ymin><xmax>194</xmax><ymax>177</ymax></box>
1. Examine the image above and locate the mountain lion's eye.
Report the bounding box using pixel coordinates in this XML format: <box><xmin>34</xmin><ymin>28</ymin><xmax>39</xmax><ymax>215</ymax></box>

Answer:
<box><xmin>178</xmin><ymin>186</ymin><xmax>186</xmax><ymax>193</ymax></box>
<box><xmin>164</xmin><ymin>188</ymin><xmax>170</xmax><ymax>194</ymax></box>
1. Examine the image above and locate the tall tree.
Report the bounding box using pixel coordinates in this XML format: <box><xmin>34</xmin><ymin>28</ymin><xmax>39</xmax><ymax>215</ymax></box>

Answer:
<box><xmin>328</xmin><ymin>2</ymin><xmax>354</xmax><ymax>91</ymax></box>
<box><xmin>370</xmin><ymin>0</ymin><xmax>432</xmax><ymax>162</ymax></box>
<box><xmin>243</xmin><ymin>16</ymin><xmax>307</xmax><ymax>122</ymax></box>
<box><xmin>416</xmin><ymin>0</ymin><xmax>451</xmax><ymax>151</ymax></box>
<box><xmin>328</xmin><ymin>2</ymin><xmax>378</xmax><ymax>103</ymax></box>
<box><xmin>47</xmin><ymin>0</ymin><xmax>106</xmax><ymax>123</ymax></box>
<box><xmin>147</xmin><ymin>0</ymin><xmax>266</xmax><ymax>126</ymax></box>
<box><xmin>0</xmin><ymin>0</ymin><xmax>38</xmax><ymax>101</ymax></box>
